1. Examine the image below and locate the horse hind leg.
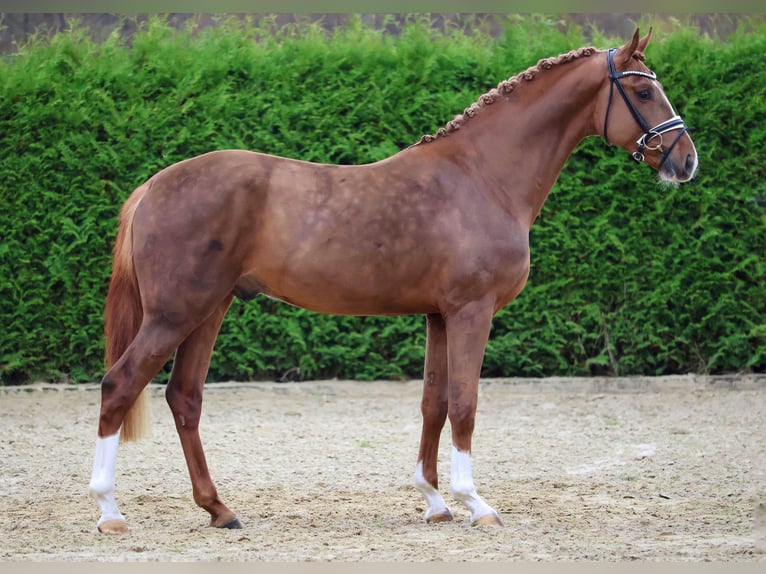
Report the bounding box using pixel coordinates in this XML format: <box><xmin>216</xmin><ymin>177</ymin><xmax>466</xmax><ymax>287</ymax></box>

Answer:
<box><xmin>89</xmin><ymin>432</ymin><xmax>127</xmax><ymax>533</ymax></box>
<box><xmin>89</xmin><ymin>315</ymin><xmax>195</xmax><ymax>533</ymax></box>
<box><xmin>164</xmin><ymin>295</ymin><xmax>241</xmax><ymax>529</ymax></box>
<box><xmin>413</xmin><ymin>313</ymin><xmax>454</xmax><ymax>523</ymax></box>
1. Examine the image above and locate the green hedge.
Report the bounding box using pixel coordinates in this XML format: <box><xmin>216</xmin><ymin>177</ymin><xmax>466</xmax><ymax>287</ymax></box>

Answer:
<box><xmin>1</xmin><ymin>16</ymin><xmax>764</xmax><ymax>384</ymax></box>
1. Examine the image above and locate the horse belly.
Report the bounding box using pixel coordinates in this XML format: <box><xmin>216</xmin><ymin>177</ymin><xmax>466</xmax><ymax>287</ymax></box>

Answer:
<box><xmin>238</xmin><ymin>244</ymin><xmax>442</xmax><ymax>316</ymax></box>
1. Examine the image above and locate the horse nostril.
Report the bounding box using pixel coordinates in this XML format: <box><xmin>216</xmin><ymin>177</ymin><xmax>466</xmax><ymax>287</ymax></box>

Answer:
<box><xmin>685</xmin><ymin>153</ymin><xmax>695</xmax><ymax>175</ymax></box>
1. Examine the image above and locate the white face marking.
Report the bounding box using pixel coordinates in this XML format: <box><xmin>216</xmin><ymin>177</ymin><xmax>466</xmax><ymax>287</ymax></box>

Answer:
<box><xmin>89</xmin><ymin>432</ymin><xmax>125</xmax><ymax>526</ymax></box>
<box><xmin>653</xmin><ymin>81</ymin><xmax>698</xmax><ymax>182</ymax></box>
<box><xmin>413</xmin><ymin>461</ymin><xmax>451</xmax><ymax>521</ymax></box>
<box><xmin>449</xmin><ymin>446</ymin><xmax>499</xmax><ymax>523</ymax></box>
<box><xmin>654</xmin><ymin>80</ymin><xmax>678</xmax><ymax>117</ymax></box>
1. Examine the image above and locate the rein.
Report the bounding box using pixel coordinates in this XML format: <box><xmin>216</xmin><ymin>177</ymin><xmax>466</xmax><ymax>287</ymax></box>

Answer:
<box><xmin>603</xmin><ymin>48</ymin><xmax>688</xmax><ymax>168</ymax></box>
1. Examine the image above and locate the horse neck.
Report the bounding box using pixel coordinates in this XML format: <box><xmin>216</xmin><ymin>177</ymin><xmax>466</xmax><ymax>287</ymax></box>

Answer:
<box><xmin>442</xmin><ymin>55</ymin><xmax>604</xmax><ymax>227</ymax></box>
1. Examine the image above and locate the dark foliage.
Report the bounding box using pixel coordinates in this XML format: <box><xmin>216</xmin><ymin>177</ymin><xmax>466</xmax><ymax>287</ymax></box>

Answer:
<box><xmin>1</xmin><ymin>16</ymin><xmax>763</xmax><ymax>384</ymax></box>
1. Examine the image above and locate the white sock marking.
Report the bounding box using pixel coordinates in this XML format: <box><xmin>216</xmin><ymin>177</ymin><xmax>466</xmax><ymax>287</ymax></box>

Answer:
<box><xmin>450</xmin><ymin>445</ymin><xmax>498</xmax><ymax>523</ymax></box>
<box><xmin>89</xmin><ymin>431</ymin><xmax>125</xmax><ymax>526</ymax></box>
<box><xmin>413</xmin><ymin>461</ymin><xmax>451</xmax><ymax>521</ymax></box>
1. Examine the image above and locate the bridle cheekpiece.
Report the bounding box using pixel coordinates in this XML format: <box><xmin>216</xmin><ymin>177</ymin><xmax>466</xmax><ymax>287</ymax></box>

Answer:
<box><xmin>603</xmin><ymin>47</ymin><xmax>688</xmax><ymax>168</ymax></box>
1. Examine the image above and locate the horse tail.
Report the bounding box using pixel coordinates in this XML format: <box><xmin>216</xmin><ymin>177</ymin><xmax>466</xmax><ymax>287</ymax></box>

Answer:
<box><xmin>104</xmin><ymin>182</ymin><xmax>150</xmax><ymax>443</ymax></box>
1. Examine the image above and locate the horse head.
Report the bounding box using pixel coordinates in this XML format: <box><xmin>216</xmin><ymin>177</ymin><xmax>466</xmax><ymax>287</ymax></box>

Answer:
<box><xmin>599</xmin><ymin>28</ymin><xmax>698</xmax><ymax>183</ymax></box>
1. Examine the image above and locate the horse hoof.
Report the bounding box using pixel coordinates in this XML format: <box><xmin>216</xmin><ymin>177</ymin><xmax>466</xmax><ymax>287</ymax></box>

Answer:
<box><xmin>220</xmin><ymin>517</ymin><xmax>242</xmax><ymax>529</ymax></box>
<box><xmin>97</xmin><ymin>519</ymin><xmax>129</xmax><ymax>534</ymax></box>
<box><xmin>426</xmin><ymin>510</ymin><xmax>454</xmax><ymax>524</ymax></box>
<box><xmin>472</xmin><ymin>512</ymin><xmax>504</xmax><ymax>527</ymax></box>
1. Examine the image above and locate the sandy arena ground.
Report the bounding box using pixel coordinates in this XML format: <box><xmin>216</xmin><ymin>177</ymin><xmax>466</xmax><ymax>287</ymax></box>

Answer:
<box><xmin>1</xmin><ymin>375</ymin><xmax>765</xmax><ymax>562</ymax></box>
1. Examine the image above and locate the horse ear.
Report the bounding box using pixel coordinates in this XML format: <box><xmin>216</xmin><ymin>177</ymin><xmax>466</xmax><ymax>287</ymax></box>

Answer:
<box><xmin>614</xmin><ymin>28</ymin><xmax>641</xmax><ymax>68</ymax></box>
<box><xmin>636</xmin><ymin>27</ymin><xmax>653</xmax><ymax>56</ymax></box>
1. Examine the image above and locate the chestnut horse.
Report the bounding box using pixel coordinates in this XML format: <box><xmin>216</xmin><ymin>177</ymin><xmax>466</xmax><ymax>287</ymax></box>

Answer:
<box><xmin>89</xmin><ymin>29</ymin><xmax>697</xmax><ymax>533</ymax></box>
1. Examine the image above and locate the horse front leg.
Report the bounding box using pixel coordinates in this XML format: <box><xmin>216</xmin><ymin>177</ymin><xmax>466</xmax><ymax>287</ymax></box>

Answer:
<box><xmin>165</xmin><ymin>296</ymin><xmax>240</xmax><ymax>529</ymax></box>
<box><xmin>445</xmin><ymin>298</ymin><xmax>504</xmax><ymax>526</ymax></box>
<box><xmin>414</xmin><ymin>313</ymin><xmax>453</xmax><ymax>523</ymax></box>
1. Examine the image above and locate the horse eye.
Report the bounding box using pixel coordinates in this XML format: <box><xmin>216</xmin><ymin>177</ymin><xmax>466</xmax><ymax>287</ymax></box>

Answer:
<box><xmin>637</xmin><ymin>89</ymin><xmax>652</xmax><ymax>101</ymax></box>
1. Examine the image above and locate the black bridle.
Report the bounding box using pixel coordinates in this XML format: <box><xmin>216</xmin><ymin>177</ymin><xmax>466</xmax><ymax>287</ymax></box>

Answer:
<box><xmin>603</xmin><ymin>48</ymin><xmax>689</xmax><ymax>169</ymax></box>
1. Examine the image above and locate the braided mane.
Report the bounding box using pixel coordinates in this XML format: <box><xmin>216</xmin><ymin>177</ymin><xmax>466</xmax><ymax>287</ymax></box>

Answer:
<box><xmin>415</xmin><ymin>46</ymin><xmax>598</xmax><ymax>145</ymax></box>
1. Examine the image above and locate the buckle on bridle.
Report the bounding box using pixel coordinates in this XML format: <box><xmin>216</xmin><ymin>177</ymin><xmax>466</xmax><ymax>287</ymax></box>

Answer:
<box><xmin>638</xmin><ymin>130</ymin><xmax>664</xmax><ymax>152</ymax></box>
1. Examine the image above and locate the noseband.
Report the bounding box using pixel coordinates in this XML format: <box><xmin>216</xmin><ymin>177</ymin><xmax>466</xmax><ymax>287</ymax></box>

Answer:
<box><xmin>603</xmin><ymin>48</ymin><xmax>688</xmax><ymax>168</ymax></box>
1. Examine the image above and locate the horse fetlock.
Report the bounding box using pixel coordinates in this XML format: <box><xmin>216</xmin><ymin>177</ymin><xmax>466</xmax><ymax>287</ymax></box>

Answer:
<box><xmin>449</xmin><ymin>483</ymin><xmax>477</xmax><ymax>502</ymax></box>
<box><xmin>205</xmin><ymin>504</ymin><xmax>239</xmax><ymax>529</ymax></box>
<box><xmin>450</xmin><ymin>487</ymin><xmax>500</xmax><ymax>525</ymax></box>
<box><xmin>414</xmin><ymin>461</ymin><xmax>452</xmax><ymax>522</ymax></box>
<box><xmin>91</xmin><ymin>488</ymin><xmax>127</xmax><ymax>532</ymax></box>
<box><xmin>193</xmin><ymin>487</ymin><xmax>222</xmax><ymax>510</ymax></box>
<box><xmin>88</xmin><ymin>474</ymin><xmax>112</xmax><ymax>497</ymax></box>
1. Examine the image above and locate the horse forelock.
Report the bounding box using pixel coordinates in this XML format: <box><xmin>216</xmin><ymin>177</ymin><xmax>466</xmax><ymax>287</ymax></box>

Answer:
<box><xmin>416</xmin><ymin>46</ymin><xmax>598</xmax><ymax>145</ymax></box>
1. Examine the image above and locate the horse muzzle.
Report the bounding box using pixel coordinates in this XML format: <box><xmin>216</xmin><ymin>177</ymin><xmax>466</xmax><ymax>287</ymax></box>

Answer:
<box><xmin>658</xmin><ymin>148</ymin><xmax>698</xmax><ymax>183</ymax></box>
<box><xmin>648</xmin><ymin>122</ymin><xmax>698</xmax><ymax>183</ymax></box>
